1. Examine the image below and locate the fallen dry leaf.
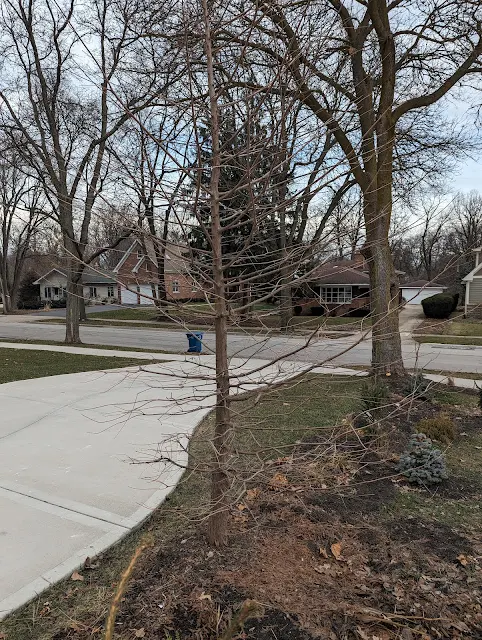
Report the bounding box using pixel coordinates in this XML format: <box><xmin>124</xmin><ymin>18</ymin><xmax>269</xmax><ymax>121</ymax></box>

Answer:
<box><xmin>83</xmin><ymin>556</ymin><xmax>99</xmax><ymax>570</ymax></box>
<box><xmin>198</xmin><ymin>591</ymin><xmax>212</xmax><ymax>601</ymax></box>
<box><xmin>245</xmin><ymin>488</ymin><xmax>260</xmax><ymax>502</ymax></box>
<box><xmin>457</xmin><ymin>554</ymin><xmax>468</xmax><ymax>566</ymax></box>
<box><xmin>269</xmin><ymin>472</ymin><xmax>288</xmax><ymax>489</ymax></box>
<box><xmin>237</xmin><ymin>503</ymin><xmax>247</xmax><ymax>511</ymax></box>
<box><xmin>70</xmin><ymin>571</ymin><xmax>84</xmax><ymax>582</ymax></box>
<box><xmin>331</xmin><ymin>542</ymin><xmax>343</xmax><ymax>560</ymax></box>
<box><xmin>319</xmin><ymin>547</ymin><xmax>329</xmax><ymax>558</ymax></box>
<box><xmin>134</xmin><ymin>629</ymin><xmax>146</xmax><ymax>638</ymax></box>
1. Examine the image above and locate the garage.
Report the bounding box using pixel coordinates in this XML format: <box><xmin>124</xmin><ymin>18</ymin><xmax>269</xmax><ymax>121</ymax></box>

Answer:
<box><xmin>119</xmin><ymin>285</ymin><xmax>138</xmax><ymax>305</ymax></box>
<box><xmin>401</xmin><ymin>280</ymin><xmax>447</xmax><ymax>305</ymax></box>
<box><xmin>138</xmin><ymin>285</ymin><xmax>156</xmax><ymax>305</ymax></box>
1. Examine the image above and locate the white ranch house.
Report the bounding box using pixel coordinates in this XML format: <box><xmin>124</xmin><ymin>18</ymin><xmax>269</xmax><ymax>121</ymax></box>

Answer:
<box><xmin>463</xmin><ymin>247</ymin><xmax>482</xmax><ymax>314</ymax></box>
<box><xmin>34</xmin><ymin>268</ymin><xmax>117</xmax><ymax>303</ymax></box>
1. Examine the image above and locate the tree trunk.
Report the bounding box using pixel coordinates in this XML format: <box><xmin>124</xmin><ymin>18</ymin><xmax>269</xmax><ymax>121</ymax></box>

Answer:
<box><xmin>277</xmin><ymin>111</ymin><xmax>292</xmax><ymax>333</ymax></box>
<box><xmin>363</xmin><ymin>189</ymin><xmax>404</xmax><ymax>377</ymax></box>
<box><xmin>66</xmin><ymin>264</ymin><xmax>82</xmax><ymax>343</ymax></box>
<box><xmin>278</xmin><ymin>267</ymin><xmax>292</xmax><ymax>332</ymax></box>
<box><xmin>203</xmin><ymin>0</ymin><xmax>232</xmax><ymax>546</ymax></box>
<box><xmin>78</xmin><ymin>288</ymin><xmax>87</xmax><ymax>321</ymax></box>
<box><xmin>0</xmin><ymin>270</ymin><xmax>10</xmax><ymax>314</ymax></box>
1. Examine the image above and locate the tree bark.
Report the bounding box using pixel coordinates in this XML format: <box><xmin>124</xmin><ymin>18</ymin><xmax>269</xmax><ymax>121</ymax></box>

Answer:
<box><xmin>362</xmin><ymin>172</ymin><xmax>404</xmax><ymax>377</ymax></box>
<box><xmin>78</xmin><ymin>285</ymin><xmax>87</xmax><ymax>322</ymax></box>
<box><xmin>203</xmin><ymin>0</ymin><xmax>232</xmax><ymax>546</ymax></box>
<box><xmin>0</xmin><ymin>271</ymin><xmax>10</xmax><ymax>314</ymax></box>
<box><xmin>65</xmin><ymin>262</ymin><xmax>82</xmax><ymax>343</ymax></box>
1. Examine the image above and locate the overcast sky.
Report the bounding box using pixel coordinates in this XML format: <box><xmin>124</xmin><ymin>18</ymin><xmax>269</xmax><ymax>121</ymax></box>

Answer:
<box><xmin>455</xmin><ymin>158</ymin><xmax>481</xmax><ymax>193</ymax></box>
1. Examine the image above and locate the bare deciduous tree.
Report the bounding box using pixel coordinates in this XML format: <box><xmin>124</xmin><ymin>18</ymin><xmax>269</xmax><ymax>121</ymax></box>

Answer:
<box><xmin>0</xmin><ymin>0</ymin><xmax>176</xmax><ymax>341</ymax></box>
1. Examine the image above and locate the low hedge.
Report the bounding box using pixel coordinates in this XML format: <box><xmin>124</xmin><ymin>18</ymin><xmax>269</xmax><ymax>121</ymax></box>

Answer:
<box><xmin>421</xmin><ymin>293</ymin><xmax>454</xmax><ymax>319</ymax></box>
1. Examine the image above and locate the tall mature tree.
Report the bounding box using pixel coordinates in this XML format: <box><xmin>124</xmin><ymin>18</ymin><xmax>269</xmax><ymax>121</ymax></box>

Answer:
<box><xmin>0</xmin><ymin>0</ymin><xmax>176</xmax><ymax>341</ymax></box>
<box><xmin>232</xmin><ymin>0</ymin><xmax>482</xmax><ymax>374</ymax></box>
<box><xmin>0</xmin><ymin>147</ymin><xmax>46</xmax><ymax>312</ymax></box>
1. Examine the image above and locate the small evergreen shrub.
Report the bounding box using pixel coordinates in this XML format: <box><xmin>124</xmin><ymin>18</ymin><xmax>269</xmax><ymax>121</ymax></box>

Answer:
<box><xmin>360</xmin><ymin>379</ymin><xmax>389</xmax><ymax>412</ymax></box>
<box><xmin>18</xmin><ymin>299</ymin><xmax>42</xmax><ymax>310</ymax></box>
<box><xmin>421</xmin><ymin>293</ymin><xmax>454</xmax><ymax>319</ymax></box>
<box><xmin>397</xmin><ymin>433</ymin><xmax>448</xmax><ymax>486</ymax></box>
<box><xmin>416</xmin><ymin>412</ymin><xmax>455</xmax><ymax>444</ymax></box>
<box><xmin>50</xmin><ymin>298</ymin><xmax>67</xmax><ymax>309</ymax></box>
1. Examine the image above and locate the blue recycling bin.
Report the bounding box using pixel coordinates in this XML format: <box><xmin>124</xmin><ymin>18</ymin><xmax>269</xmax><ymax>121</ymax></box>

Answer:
<box><xmin>186</xmin><ymin>332</ymin><xmax>204</xmax><ymax>353</ymax></box>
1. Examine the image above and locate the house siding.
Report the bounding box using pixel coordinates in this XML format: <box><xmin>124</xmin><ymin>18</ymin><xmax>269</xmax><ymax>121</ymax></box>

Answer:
<box><xmin>468</xmin><ymin>278</ymin><xmax>482</xmax><ymax>304</ymax></box>
<box><xmin>38</xmin><ymin>271</ymin><xmax>117</xmax><ymax>302</ymax></box>
<box><xmin>116</xmin><ymin>250</ymin><xmax>204</xmax><ymax>302</ymax></box>
<box><xmin>38</xmin><ymin>272</ymin><xmax>67</xmax><ymax>300</ymax></box>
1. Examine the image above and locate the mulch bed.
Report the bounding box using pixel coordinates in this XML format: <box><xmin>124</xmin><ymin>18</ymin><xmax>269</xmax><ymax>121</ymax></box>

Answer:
<box><xmin>50</xmin><ymin>391</ymin><xmax>482</xmax><ymax>640</ymax></box>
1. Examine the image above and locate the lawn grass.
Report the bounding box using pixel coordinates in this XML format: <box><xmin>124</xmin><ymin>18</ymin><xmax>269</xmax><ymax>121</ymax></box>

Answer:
<box><xmin>414</xmin><ymin>313</ymin><xmax>482</xmax><ymax>339</ymax></box>
<box><xmin>421</xmin><ymin>368</ymin><xmax>482</xmax><ymax>382</ymax></box>
<box><xmin>0</xmin><ymin>375</ymin><xmax>362</xmax><ymax>640</ymax></box>
<box><xmin>54</xmin><ymin>309</ymin><xmax>370</xmax><ymax>332</ymax></box>
<box><xmin>89</xmin><ymin>307</ymin><xmax>161</xmax><ymax>321</ymax></box>
<box><xmin>414</xmin><ymin>335</ymin><xmax>482</xmax><ymax>346</ymax></box>
<box><xmin>0</xmin><ymin>338</ymin><xmax>175</xmax><ymax>355</ymax></box>
<box><xmin>0</xmin><ymin>348</ymin><xmax>154</xmax><ymax>384</ymax></box>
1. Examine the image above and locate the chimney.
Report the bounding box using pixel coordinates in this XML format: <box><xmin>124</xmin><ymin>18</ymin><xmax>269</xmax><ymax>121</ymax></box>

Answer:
<box><xmin>353</xmin><ymin>252</ymin><xmax>365</xmax><ymax>268</ymax></box>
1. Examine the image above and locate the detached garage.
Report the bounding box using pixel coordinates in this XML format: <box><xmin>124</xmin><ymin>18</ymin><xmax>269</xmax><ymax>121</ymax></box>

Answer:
<box><xmin>401</xmin><ymin>280</ymin><xmax>447</xmax><ymax>305</ymax></box>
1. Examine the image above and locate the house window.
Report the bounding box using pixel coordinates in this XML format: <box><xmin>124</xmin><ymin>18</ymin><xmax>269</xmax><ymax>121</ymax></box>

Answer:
<box><xmin>44</xmin><ymin>286</ymin><xmax>52</xmax><ymax>299</ymax></box>
<box><xmin>172</xmin><ymin>280</ymin><xmax>180</xmax><ymax>294</ymax></box>
<box><xmin>320</xmin><ymin>286</ymin><xmax>352</xmax><ymax>303</ymax></box>
<box><xmin>137</xmin><ymin>249</ymin><xmax>144</xmax><ymax>259</ymax></box>
<box><xmin>107</xmin><ymin>285</ymin><xmax>115</xmax><ymax>297</ymax></box>
<box><xmin>89</xmin><ymin>286</ymin><xmax>97</xmax><ymax>298</ymax></box>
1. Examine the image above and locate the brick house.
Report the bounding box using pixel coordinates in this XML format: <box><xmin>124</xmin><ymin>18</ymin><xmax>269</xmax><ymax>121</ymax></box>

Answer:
<box><xmin>113</xmin><ymin>239</ymin><xmax>204</xmax><ymax>304</ymax></box>
<box><xmin>295</xmin><ymin>253</ymin><xmax>404</xmax><ymax>316</ymax></box>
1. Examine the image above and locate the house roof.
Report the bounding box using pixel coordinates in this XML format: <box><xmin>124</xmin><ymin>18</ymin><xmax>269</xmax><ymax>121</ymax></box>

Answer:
<box><xmin>308</xmin><ymin>257</ymin><xmax>404</xmax><ymax>286</ymax></box>
<box><xmin>463</xmin><ymin>261</ymin><xmax>482</xmax><ymax>282</ymax></box>
<box><xmin>33</xmin><ymin>268</ymin><xmax>67</xmax><ymax>284</ymax></box>
<box><xmin>34</xmin><ymin>267</ymin><xmax>116</xmax><ymax>285</ymax></box>
<box><xmin>113</xmin><ymin>238</ymin><xmax>190</xmax><ymax>276</ymax></box>
<box><xmin>402</xmin><ymin>280</ymin><xmax>446</xmax><ymax>289</ymax></box>
<box><xmin>309</xmin><ymin>262</ymin><xmax>371</xmax><ymax>286</ymax></box>
<box><xmin>82</xmin><ymin>267</ymin><xmax>117</xmax><ymax>284</ymax></box>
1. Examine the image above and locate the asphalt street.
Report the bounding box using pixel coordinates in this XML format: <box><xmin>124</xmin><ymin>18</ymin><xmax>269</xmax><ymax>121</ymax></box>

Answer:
<box><xmin>0</xmin><ymin>320</ymin><xmax>481</xmax><ymax>374</ymax></box>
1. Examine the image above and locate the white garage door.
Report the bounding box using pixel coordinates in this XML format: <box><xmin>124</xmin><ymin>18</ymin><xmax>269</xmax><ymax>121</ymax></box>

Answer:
<box><xmin>402</xmin><ymin>287</ymin><xmax>444</xmax><ymax>305</ymax></box>
<box><xmin>138</xmin><ymin>285</ymin><xmax>156</xmax><ymax>305</ymax></box>
<box><xmin>120</xmin><ymin>286</ymin><xmax>138</xmax><ymax>305</ymax></box>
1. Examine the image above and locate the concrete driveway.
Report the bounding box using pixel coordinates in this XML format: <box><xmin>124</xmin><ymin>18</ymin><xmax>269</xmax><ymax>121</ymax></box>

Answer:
<box><xmin>0</xmin><ymin>355</ymin><xmax>337</xmax><ymax>618</ymax></box>
<box><xmin>0</xmin><ymin>360</ymin><xmax>217</xmax><ymax>617</ymax></box>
